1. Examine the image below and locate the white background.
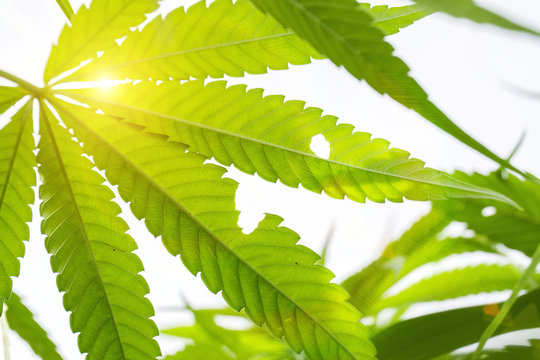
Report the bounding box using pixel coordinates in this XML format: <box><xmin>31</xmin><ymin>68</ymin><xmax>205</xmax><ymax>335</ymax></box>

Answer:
<box><xmin>1</xmin><ymin>0</ymin><xmax>540</xmax><ymax>358</ymax></box>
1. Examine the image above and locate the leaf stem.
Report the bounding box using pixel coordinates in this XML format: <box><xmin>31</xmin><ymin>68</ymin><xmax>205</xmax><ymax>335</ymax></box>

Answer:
<box><xmin>1</xmin><ymin>307</ymin><xmax>10</xmax><ymax>360</ymax></box>
<box><xmin>0</xmin><ymin>69</ymin><xmax>44</xmax><ymax>98</ymax></box>
<box><xmin>472</xmin><ymin>241</ymin><xmax>540</xmax><ymax>359</ymax></box>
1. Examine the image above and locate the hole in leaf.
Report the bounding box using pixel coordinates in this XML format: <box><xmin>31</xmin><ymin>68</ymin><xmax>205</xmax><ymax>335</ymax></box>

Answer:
<box><xmin>310</xmin><ymin>134</ymin><xmax>330</xmax><ymax>159</ymax></box>
<box><xmin>481</xmin><ymin>206</ymin><xmax>497</xmax><ymax>217</ymax></box>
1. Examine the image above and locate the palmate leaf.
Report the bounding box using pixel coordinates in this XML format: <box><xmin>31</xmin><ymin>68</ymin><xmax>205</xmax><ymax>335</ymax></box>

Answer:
<box><xmin>62</xmin><ymin>81</ymin><xmax>509</xmax><ymax>204</ymax></box>
<box><xmin>372</xmin><ymin>287</ymin><xmax>540</xmax><ymax>360</ymax></box>
<box><xmin>359</xmin><ymin>3</ymin><xmax>433</xmax><ymax>36</ymax></box>
<box><xmin>0</xmin><ymin>86</ymin><xmax>27</xmax><ymax>114</ymax></box>
<box><xmin>344</xmin><ymin>234</ymin><xmax>499</xmax><ymax>315</ymax></box>
<box><xmin>249</xmin><ymin>0</ymin><xmax>520</xmax><ymax>173</ymax></box>
<box><xmin>44</xmin><ymin>0</ymin><xmax>159</xmax><ymax>83</ymax></box>
<box><xmin>37</xmin><ymin>104</ymin><xmax>160</xmax><ymax>359</ymax></box>
<box><xmin>56</xmin><ymin>0</ymin><xmax>427</xmax><ymax>84</ymax></box>
<box><xmin>5</xmin><ymin>293</ymin><xmax>63</xmax><ymax>360</ymax></box>
<box><xmin>412</xmin><ymin>0</ymin><xmax>540</xmax><ymax>36</ymax></box>
<box><xmin>372</xmin><ymin>264</ymin><xmax>524</xmax><ymax>313</ymax></box>
<box><xmin>60</xmin><ymin>0</ymin><xmax>321</xmax><ymax>83</ymax></box>
<box><xmin>48</xmin><ymin>99</ymin><xmax>377</xmax><ymax>360</ymax></box>
<box><xmin>437</xmin><ymin>171</ymin><xmax>540</xmax><ymax>257</ymax></box>
<box><xmin>162</xmin><ymin>307</ymin><xmax>297</xmax><ymax>360</ymax></box>
<box><xmin>0</xmin><ymin>101</ymin><xmax>35</xmax><ymax>312</ymax></box>
<box><xmin>343</xmin><ymin>206</ymin><xmax>453</xmax><ymax>313</ymax></box>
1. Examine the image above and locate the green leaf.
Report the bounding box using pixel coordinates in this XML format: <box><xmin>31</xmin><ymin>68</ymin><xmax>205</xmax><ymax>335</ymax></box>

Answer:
<box><xmin>412</xmin><ymin>0</ymin><xmax>540</xmax><ymax>36</ymax></box>
<box><xmin>343</xmin><ymin>206</ymin><xmax>494</xmax><ymax>314</ymax></box>
<box><xmin>53</xmin><ymin>0</ymin><xmax>74</xmax><ymax>21</ymax></box>
<box><xmin>372</xmin><ymin>287</ymin><xmax>540</xmax><ymax>360</ymax></box>
<box><xmin>61</xmin><ymin>81</ymin><xmax>510</xmax><ymax>204</ymax></box>
<box><xmin>5</xmin><ymin>293</ymin><xmax>63</xmax><ymax>360</ymax></box>
<box><xmin>48</xmin><ymin>99</ymin><xmax>377</xmax><ymax>360</ymax></box>
<box><xmin>472</xmin><ymin>241</ymin><xmax>540</xmax><ymax>359</ymax></box>
<box><xmin>44</xmin><ymin>0</ymin><xmax>159</xmax><ymax>83</ymax></box>
<box><xmin>162</xmin><ymin>307</ymin><xmax>297</xmax><ymax>360</ymax></box>
<box><xmin>0</xmin><ymin>86</ymin><xmax>27</xmax><ymax>115</ymax></box>
<box><xmin>59</xmin><ymin>0</ymin><xmax>321</xmax><ymax>83</ymax></box>
<box><xmin>360</xmin><ymin>3</ymin><xmax>434</xmax><ymax>36</ymax></box>
<box><xmin>0</xmin><ymin>101</ymin><xmax>35</xmax><ymax>311</ymax></box>
<box><xmin>450</xmin><ymin>339</ymin><xmax>540</xmax><ymax>360</ymax></box>
<box><xmin>248</xmin><ymin>0</ymin><xmax>521</xmax><ymax>174</ymax></box>
<box><xmin>37</xmin><ymin>103</ymin><xmax>160</xmax><ymax>359</ymax></box>
<box><xmin>372</xmin><ymin>264</ymin><xmax>523</xmax><ymax>313</ymax></box>
<box><xmin>436</xmin><ymin>171</ymin><xmax>540</xmax><ymax>257</ymax></box>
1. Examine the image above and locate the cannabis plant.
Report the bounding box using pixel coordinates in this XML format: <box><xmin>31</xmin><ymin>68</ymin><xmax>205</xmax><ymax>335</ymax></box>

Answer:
<box><xmin>0</xmin><ymin>0</ymin><xmax>538</xmax><ymax>359</ymax></box>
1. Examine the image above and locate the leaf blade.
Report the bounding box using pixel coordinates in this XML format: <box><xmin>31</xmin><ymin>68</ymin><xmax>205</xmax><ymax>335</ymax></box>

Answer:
<box><xmin>44</xmin><ymin>0</ymin><xmax>159</xmax><ymax>83</ymax></box>
<box><xmin>0</xmin><ymin>101</ymin><xmax>35</xmax><ymax>311</ymax></box>
<box><xmin>5</xmin><ymin>293</ymin><xmax>63</xmax><ymax>360</ymax></box>
<box><xmin>412</xmin><ymin>0</ymin><xmax>540</xmax><ymax>36</ymax></box>
<box><xmin>248</xmin><ymin>0</ymin><xmax>522</xmax><ymax>174</ymax></box>
<box><xmin>37</xmin><ymin>103</ymin><xmax>160</xmax><ymax>359</ymax></box>
<box><xmin>60</xmin><ymin>81</ymin><xmax>511</xmax><ymax>205</ymax></box>
<box><xmin>50</xmin><ymin>99</ymin><xmax>377</xmax><ymax>360</ymax></box>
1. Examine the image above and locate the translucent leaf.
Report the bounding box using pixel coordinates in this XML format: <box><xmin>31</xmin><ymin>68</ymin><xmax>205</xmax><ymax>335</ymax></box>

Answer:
<box><xmin>47</xmin><ymin>100</ymin><xmax>377</xmax><ymax>360</ymax></box>
<box><xmin>62</xmin><ymin>81</ymin><xmax>511</xmax><ymax>204</ymax></box>
<box><xmin>44</xmin><ymin>0</ymin><xmax>159</xmax><ymax>82</ymax></box>
<box><xmin>249</xmin><ymin>0</ymin><xmax>520</xmax><ymax>173</ymax></box>
<box><xmin>0</xmin><ymin>101</ymin><xmax>35</xmax><ymax>310</ymax></box>
<box><xmin>38</xmin><ymin>104</ymin><xmax>160</xmax><ymax>359</ymax></box>
<box><xmin>5</xmin><ymin>293</ymin><xmax>63</xmax><ymax>360</ymax></box>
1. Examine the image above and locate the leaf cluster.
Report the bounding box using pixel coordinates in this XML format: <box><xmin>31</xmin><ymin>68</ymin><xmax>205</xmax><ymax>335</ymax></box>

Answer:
<box><xmin>0</xmin><ymin>0</ymin><xmax>538</xmax><ymax>359</ymax></box>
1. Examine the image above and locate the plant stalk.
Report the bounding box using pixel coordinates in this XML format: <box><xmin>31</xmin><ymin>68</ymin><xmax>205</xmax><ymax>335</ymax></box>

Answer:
<box><xmin>0</xmin><ymin>307</ymin><xmax>10</xmax><ymax>360</ymax></box>
<box><xmin>0</xmin><ymin>69</ymin><xmax>44</xmax><ymax>98</ymax></box>
<box><xmin>472</xmin><ymin>241</ymin><xmax>540</xmax><ymax>359</ymax></box>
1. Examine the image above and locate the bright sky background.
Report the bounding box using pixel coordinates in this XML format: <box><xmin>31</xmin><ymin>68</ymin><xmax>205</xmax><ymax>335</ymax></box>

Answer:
<box><xmin>1</xmin><ymin>0</ymin><xmax>540</xmax><ymax>358</ymax></box>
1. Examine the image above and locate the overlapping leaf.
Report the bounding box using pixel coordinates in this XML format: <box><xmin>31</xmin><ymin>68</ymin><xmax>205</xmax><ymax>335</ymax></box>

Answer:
<box><xmin>48</xmin><ymin>99</ymin><xmax>377</xmax><ymax>360</ymax></box>
<box><xmin>162</xmin><ymin>308</ymin><xmax>297</xmax><ymax>360</ymax></box>
<box><xmin>249</xmin><ymin>0</ymin><xmax>519</xmax><ymax>173</ymax></box>
<box><xmin>372</xmin><ymin>264</ymin><xmax>523</xmax><ymax>312</ymax></box>
<box><xmin>5</xmin><ymin>293</ymin><xmax>63</xmax><ymax>360</ymax></box>
<box><xmin>60</xmin><ymin>0</ymin><xmax>321</xmax><ymax>83</ymax></box>
<box><xmin>343</xmin><ymin>206</ymin><xmax>500</xmax><ymax>314</ymax></box>
<box><xmin>412</xmin><ymin>0</ymin><xmax>540</xmax><ymax>36</ymax></box>
<box><xmin>360</xmin><ymin>3</ymin><xmax>433</xmax><ymax>36</ymax></box>
<box><xmin>0</xmin><ymin>101</ymin><xmax>35</xmax><ymax>311</ymax></box>
<box><xmin>44</xmin><ymin>0</ymin><xmax>159</xmax><ymax>82</ymax></box>
<box><xmin>372</xmin><ymin>288</ymin><xmax>540</xmax><ymax>360</ymax></box>
<box><xmin>62</xmin><ymin>81</ymin><xmax>509</xmax><ymax>204</ymax></box>
<box><xmin>436</xmin><ymin>171</ymin><xmax>540</xmax><ymax>257</ymax></box>
<box><xmin>38</xmin><ymin>104</ymin><xmax>160</xmax><ymax>359</ymax></box>
<box><xmin>57</xmin><ymin>0</ymin><xmax>430</xmax><ymax>84</ymax></box>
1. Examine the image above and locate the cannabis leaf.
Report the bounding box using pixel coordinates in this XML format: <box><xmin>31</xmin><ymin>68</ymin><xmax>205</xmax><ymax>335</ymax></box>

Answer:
<box><xmin>359</xmin><ymin>3</ymin><xmax>433</xmax><ymax>36</ymax></box>
<box><xmin>38</xmin><ymin>103</ymin><xmax>160</xmax><ymax>359</ymax></box>
<box><xmin>0</xmin><ymin>101</ymin><xmax>35</xmax><ymax>311</ymax></box>
<box><xmin>45</xmin><ymin>0</ymin><xmax>159</xmax><ymax>83</ymax></box>
<box><xmin>4</xmin><ymin>293</ymin><xmax>63</xmax><ymax>360</ymax></box>
<box><xmin>248</xmin><ymin>0</ymin><xmax>521</xmax><ymax>174</ymax></box>
<box><xmin>61</xmin><ymin>81</ymin><xmax>510</xmax><ymax>204</ymax></box>
<box><xmin>47</xmin><ymin>99</ymin><xmax>377</xmax><ymax>360</ymax></box>
<box><xmin>411</xmin><ymin>0</ymin><xmax>540</xmax><ymax>36</ymax></box>
<box><xmin>162</xmin><ymin>307</ymin><xmax>297</xmax><ymax>360</ymax></box>
<box><xmin>372</xmin><ymin>287</ymin><xmax>540</xmax><ymax>360</ymax></box>
<box><xmin>0</xmin><ymin>86</ymin><xmax>27</xmax><ymax>114</ymax></box>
